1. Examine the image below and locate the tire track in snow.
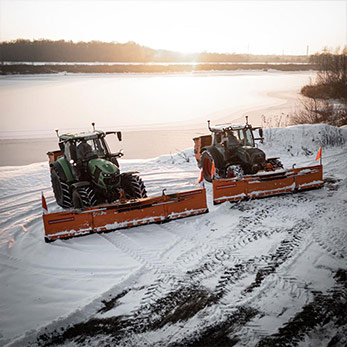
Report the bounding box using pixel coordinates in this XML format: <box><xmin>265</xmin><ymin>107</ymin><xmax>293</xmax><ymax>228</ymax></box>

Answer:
<box><xmin>98</xmin><ymin>224</ymin><xmax>214</xmax><ymax>321</ymax></box>
<box><xmin>311</xmin><ymin>201</ymin><xmax>347</xmax><ymax>260</ymax></box>
<box><xmin>50</xmin><ymin>191</ymin><xmax>320</xmax><ymax>347</ymax></box>
<box><xmin>162</xmin><ymin>186</ymin><xmax>347</xmax><ymax>346</ymax></box>
<box><xmin>181</xmin><ymin>194</ymin><xmax>311</xmax><ymax>285</ymax></box>
<box><xmin>0</xmin><ymin>186</ymin><xmax>51</xmax><ymax>203</ymax></box>
<box><xmin>313</xmin><ymin>228</ymin><xmax>346</xmax><ymax>260</ymax></box>
<box><xmin>159</xmin><ymin>220</ymin><xmax>311</xmax><ymax>347</ymax></box>
<box><xmin>93</xmin><ymin>195</ymin><xmax>310</xmax><ymax>346</ymax></box>
<box><xmin>167</xmin><ymin>194</ymin><xmax>330</xmax><ymax>346</ymax></box>
<box><xmin>125</xmin><ymin>194</ymin><xmax>320</xmax><ymax>346</ymax></box>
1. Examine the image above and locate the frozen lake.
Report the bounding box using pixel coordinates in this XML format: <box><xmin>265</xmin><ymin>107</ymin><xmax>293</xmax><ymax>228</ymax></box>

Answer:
<box><xmin>0</xmin><ymin>71</ymin><xmax>313</xmax><ymax>138</ymax></box>
<box><xmin>0</xmin><ymin>70</ymin><xmax>314</xmax><ymax>165</ymax></box>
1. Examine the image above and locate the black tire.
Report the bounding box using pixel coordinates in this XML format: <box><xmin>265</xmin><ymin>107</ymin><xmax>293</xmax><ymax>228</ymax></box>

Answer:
<box><xmin>121</xmin><ymin>174</ymin><xmax>147</xmax><ymax>199</ymax></box>
<box><xmin>51</xmin><ymin>167</ymin><xmax>72</xmax><ymax>208</ymax></box>
<box><xmin>72</xmin><ymin>186</ymin><xmax>97</xmax><ymax>209</ymax></box>
<box><xmin>201</xmin><ymin>150</ymin><xmax>224</xmax><ymax>182</ymax></box>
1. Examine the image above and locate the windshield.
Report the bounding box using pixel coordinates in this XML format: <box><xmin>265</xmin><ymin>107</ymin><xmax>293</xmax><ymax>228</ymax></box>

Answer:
<box><xmin>76</xmin><ymin>137</ymin><xmax>108</xmax><ymax>160</ymax></box>
<box><xmin>219</xmin><ymin>128</ymin><xmax>254</xmax><ymax>147</ymax></box>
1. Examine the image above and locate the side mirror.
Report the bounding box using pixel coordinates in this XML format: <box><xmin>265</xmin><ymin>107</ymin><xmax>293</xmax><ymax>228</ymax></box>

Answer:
<box><xmin>117</xmin><ymin>131</ymin><xmax>122</xmax><ymax>141</ymax></box>
<box><xmin>259</xmin><ymin>128</ymin><xmax>263</xmax><ymax>137</ymax></box>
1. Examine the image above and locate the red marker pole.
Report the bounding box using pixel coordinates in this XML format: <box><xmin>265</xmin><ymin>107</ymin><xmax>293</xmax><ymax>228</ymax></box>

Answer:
<box><xmin>316</xmin><ymin>147</ymin><xmax>322</xmax><ymax>166</ymax></box>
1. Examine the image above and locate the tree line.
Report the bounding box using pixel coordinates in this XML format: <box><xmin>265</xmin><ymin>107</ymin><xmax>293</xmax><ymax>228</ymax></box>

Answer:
<box><xmin>0</xmin><ymin>39</ymin><xmax>309</xmax><ymax>63</ymax></box>
<box><xmin>291</xmin><ymin>47</ymin><xmax>347</xmax><ymax>126</ymax></box>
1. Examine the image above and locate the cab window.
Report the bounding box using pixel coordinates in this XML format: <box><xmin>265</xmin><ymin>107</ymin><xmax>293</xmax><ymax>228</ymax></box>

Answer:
<box><xmin>244</xmin><ymin>129</ymin><xmax>254</xmax><ymax>146</ymax></box>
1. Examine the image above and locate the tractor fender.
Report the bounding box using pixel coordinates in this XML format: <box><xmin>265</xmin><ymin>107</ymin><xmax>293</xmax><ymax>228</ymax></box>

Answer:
<box><xmin>71</xmin><ymin>181</ymin><xmax>91</xmax><ymax>190</ymax></box>
<box><xmin>201</xmin><ymin>146</ymin><xmax>225</xmax><ymax>169</ymax></box>
<box><xmin>50</xmin><ymin>158</ymin><xmax>74</xmax><ymax>183</ymax></box>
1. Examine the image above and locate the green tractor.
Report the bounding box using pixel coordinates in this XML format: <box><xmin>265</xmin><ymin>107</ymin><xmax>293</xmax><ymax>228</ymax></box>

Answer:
<box><xmin>47</xmin><ymin>124</ymin><xmax>147</xmax><ymax>209</ymax></box>
<box><xmin>193</xmin><ymin>118</ymin><xmax>283</xmax><ymax>182</ymax></box>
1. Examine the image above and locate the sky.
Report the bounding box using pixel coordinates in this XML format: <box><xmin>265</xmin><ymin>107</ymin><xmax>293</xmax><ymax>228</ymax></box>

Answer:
<box><xmin>0</xmin><ymin>0</ymin><xmax>346</xmax><ymax>55</ymax></box>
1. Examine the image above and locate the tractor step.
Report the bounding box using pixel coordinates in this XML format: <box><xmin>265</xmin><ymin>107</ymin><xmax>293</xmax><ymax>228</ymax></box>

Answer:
<box><xmin>43</xmin><ymin>188</ymin><xmax>208</xmax><ymax>242</ymax></box>
<box><xmin>212</xmin><ymin>165</ymin><xmax>323</xmax><ymax>204</ymax></box>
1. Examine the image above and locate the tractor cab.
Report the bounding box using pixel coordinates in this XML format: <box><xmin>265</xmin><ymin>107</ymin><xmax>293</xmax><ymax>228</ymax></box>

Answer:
<box><xmin>58</xmin><ymin>129</ymin><xmax>123</xmax><ymax>171</ymax></box>
<box><xmin>209</xmin><ymin>122</ymin><xmax>257</xmax><ymax>148</ymax></box>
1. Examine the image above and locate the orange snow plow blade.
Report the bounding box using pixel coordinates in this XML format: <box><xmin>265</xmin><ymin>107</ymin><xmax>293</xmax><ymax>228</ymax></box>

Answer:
<box><xmin>43</xmin><ymin>188</ymin><xmax>208</xmax><ymax>242</ymax></box>
<box><xmin>213</xmin><ymin>165</ymin><xmax>323</xmax><ymax>205</ymax></box>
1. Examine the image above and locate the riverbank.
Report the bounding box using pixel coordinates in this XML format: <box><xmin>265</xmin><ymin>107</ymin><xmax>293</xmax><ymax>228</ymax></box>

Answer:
<box><xmin>0</xmin><ymin>63</ymin><xmax>316</xmax><ymax>75</ymax></box>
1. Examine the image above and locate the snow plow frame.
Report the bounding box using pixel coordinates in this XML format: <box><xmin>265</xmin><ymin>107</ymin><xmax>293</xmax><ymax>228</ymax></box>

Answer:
<box><xmin>213</xmin><ymin>164</ymin><xmax>323</xmax><ymax>205</ymax></box>
<box><xmin>43</xmin><ymin>188</ymin><xmax>208</xmax><ymax>242</ymax></box>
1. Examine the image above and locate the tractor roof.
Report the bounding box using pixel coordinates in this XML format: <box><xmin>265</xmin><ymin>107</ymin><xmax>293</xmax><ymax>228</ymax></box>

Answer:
<box><xmin>59</xmin><ymin>130</ymin><xmax>105</xmax><ymax>142</ymax></box>
<box><xmin>210</xmin><ymin>123</ymin><xmax>248</xmax><ymax>132</ymax></box>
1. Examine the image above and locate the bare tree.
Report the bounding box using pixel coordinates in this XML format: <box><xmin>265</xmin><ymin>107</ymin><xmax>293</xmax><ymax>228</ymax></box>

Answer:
<box><xmin>291</xmin><ymin>47</ymin><xmax>347</xmax><ymax>126</ymax></box>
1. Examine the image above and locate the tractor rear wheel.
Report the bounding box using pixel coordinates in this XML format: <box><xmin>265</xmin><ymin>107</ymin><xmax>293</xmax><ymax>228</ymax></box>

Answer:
<box><xmin>201</xmin><ymin>150</ymin><xmax>222</xmax><ymax>182</ymax></box>
<box><xmin>51</xmin><ymin>167</ymin><xmax>72</xmax><ymax>208</ymax></box>
<box><xmin>121</xmin><ymin>174</ymin><xmax>147</xmax><ymax>199</ymax></box>
<box><xmin>72</xmin><ymin>186</ymin><xmax>97</xmax><ymax>209</ymax></box>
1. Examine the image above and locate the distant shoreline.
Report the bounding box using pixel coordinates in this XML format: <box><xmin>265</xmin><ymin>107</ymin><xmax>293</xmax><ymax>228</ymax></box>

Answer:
<box><xmin>0</xmin><ymin>63</ymin><xmax>316</xmax><ymax>75</ymax></box>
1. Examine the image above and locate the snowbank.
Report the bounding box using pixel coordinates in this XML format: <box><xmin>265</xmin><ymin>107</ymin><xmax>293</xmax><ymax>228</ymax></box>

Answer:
<box><xmin>260</xmin><ymin>124</ymin><xmax>346</xmax><ymax>158</ymax></box>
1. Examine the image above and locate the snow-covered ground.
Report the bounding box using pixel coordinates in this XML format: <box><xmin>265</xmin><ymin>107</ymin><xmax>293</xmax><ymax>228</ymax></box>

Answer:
<box><xmin>0</xmin><ymin>124</ymin><xmax>346</xmax><ymax>346</ymax></box>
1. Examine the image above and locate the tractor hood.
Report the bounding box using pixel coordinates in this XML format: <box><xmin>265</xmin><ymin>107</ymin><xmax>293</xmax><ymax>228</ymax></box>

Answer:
<box><xmin>88</xmin><ymin>158</ymin><xmax>120</xmax><ymax>177</ymax></box>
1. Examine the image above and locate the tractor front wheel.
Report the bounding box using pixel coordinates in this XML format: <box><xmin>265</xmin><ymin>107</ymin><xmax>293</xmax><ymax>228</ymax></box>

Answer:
<box><xmin>72</xmin><ymin>186</ymin><xmax>97</xmax><ymax>209</ymax></box>
<box><xmin>121</xmin><ymin>174</ymin><xmax>147</xmax><ymax>199</ymax></box>
<box><xmin>51</xmin><ymin>167</ymin><xmax>72</xmax><ymax>208</ymax></box>
<box><xmin>226</xmin><ymin>165</ymin><xmax>244</xmax><ymax>179</ymax></box>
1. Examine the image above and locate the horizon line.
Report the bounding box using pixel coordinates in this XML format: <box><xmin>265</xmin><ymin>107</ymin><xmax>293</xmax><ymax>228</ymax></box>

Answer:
<box><xmin>0</xmin><ymin>38</ymin><xmax>329</xmax><ymax>57</ymax></box>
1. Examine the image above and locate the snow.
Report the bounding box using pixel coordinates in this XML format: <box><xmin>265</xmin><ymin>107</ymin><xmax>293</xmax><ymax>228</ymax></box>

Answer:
<box><xmin>0</xmin><ymin>124</ymin><xmax>347</xmax><ymax>346</ymax></box>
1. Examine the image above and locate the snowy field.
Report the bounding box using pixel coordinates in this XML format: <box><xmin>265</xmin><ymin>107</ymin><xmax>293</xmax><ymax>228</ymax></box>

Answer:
<box><xmin>0</xmin><ymin>124</ymin><xmax>346</xmax><ymax>346</ymax></box>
